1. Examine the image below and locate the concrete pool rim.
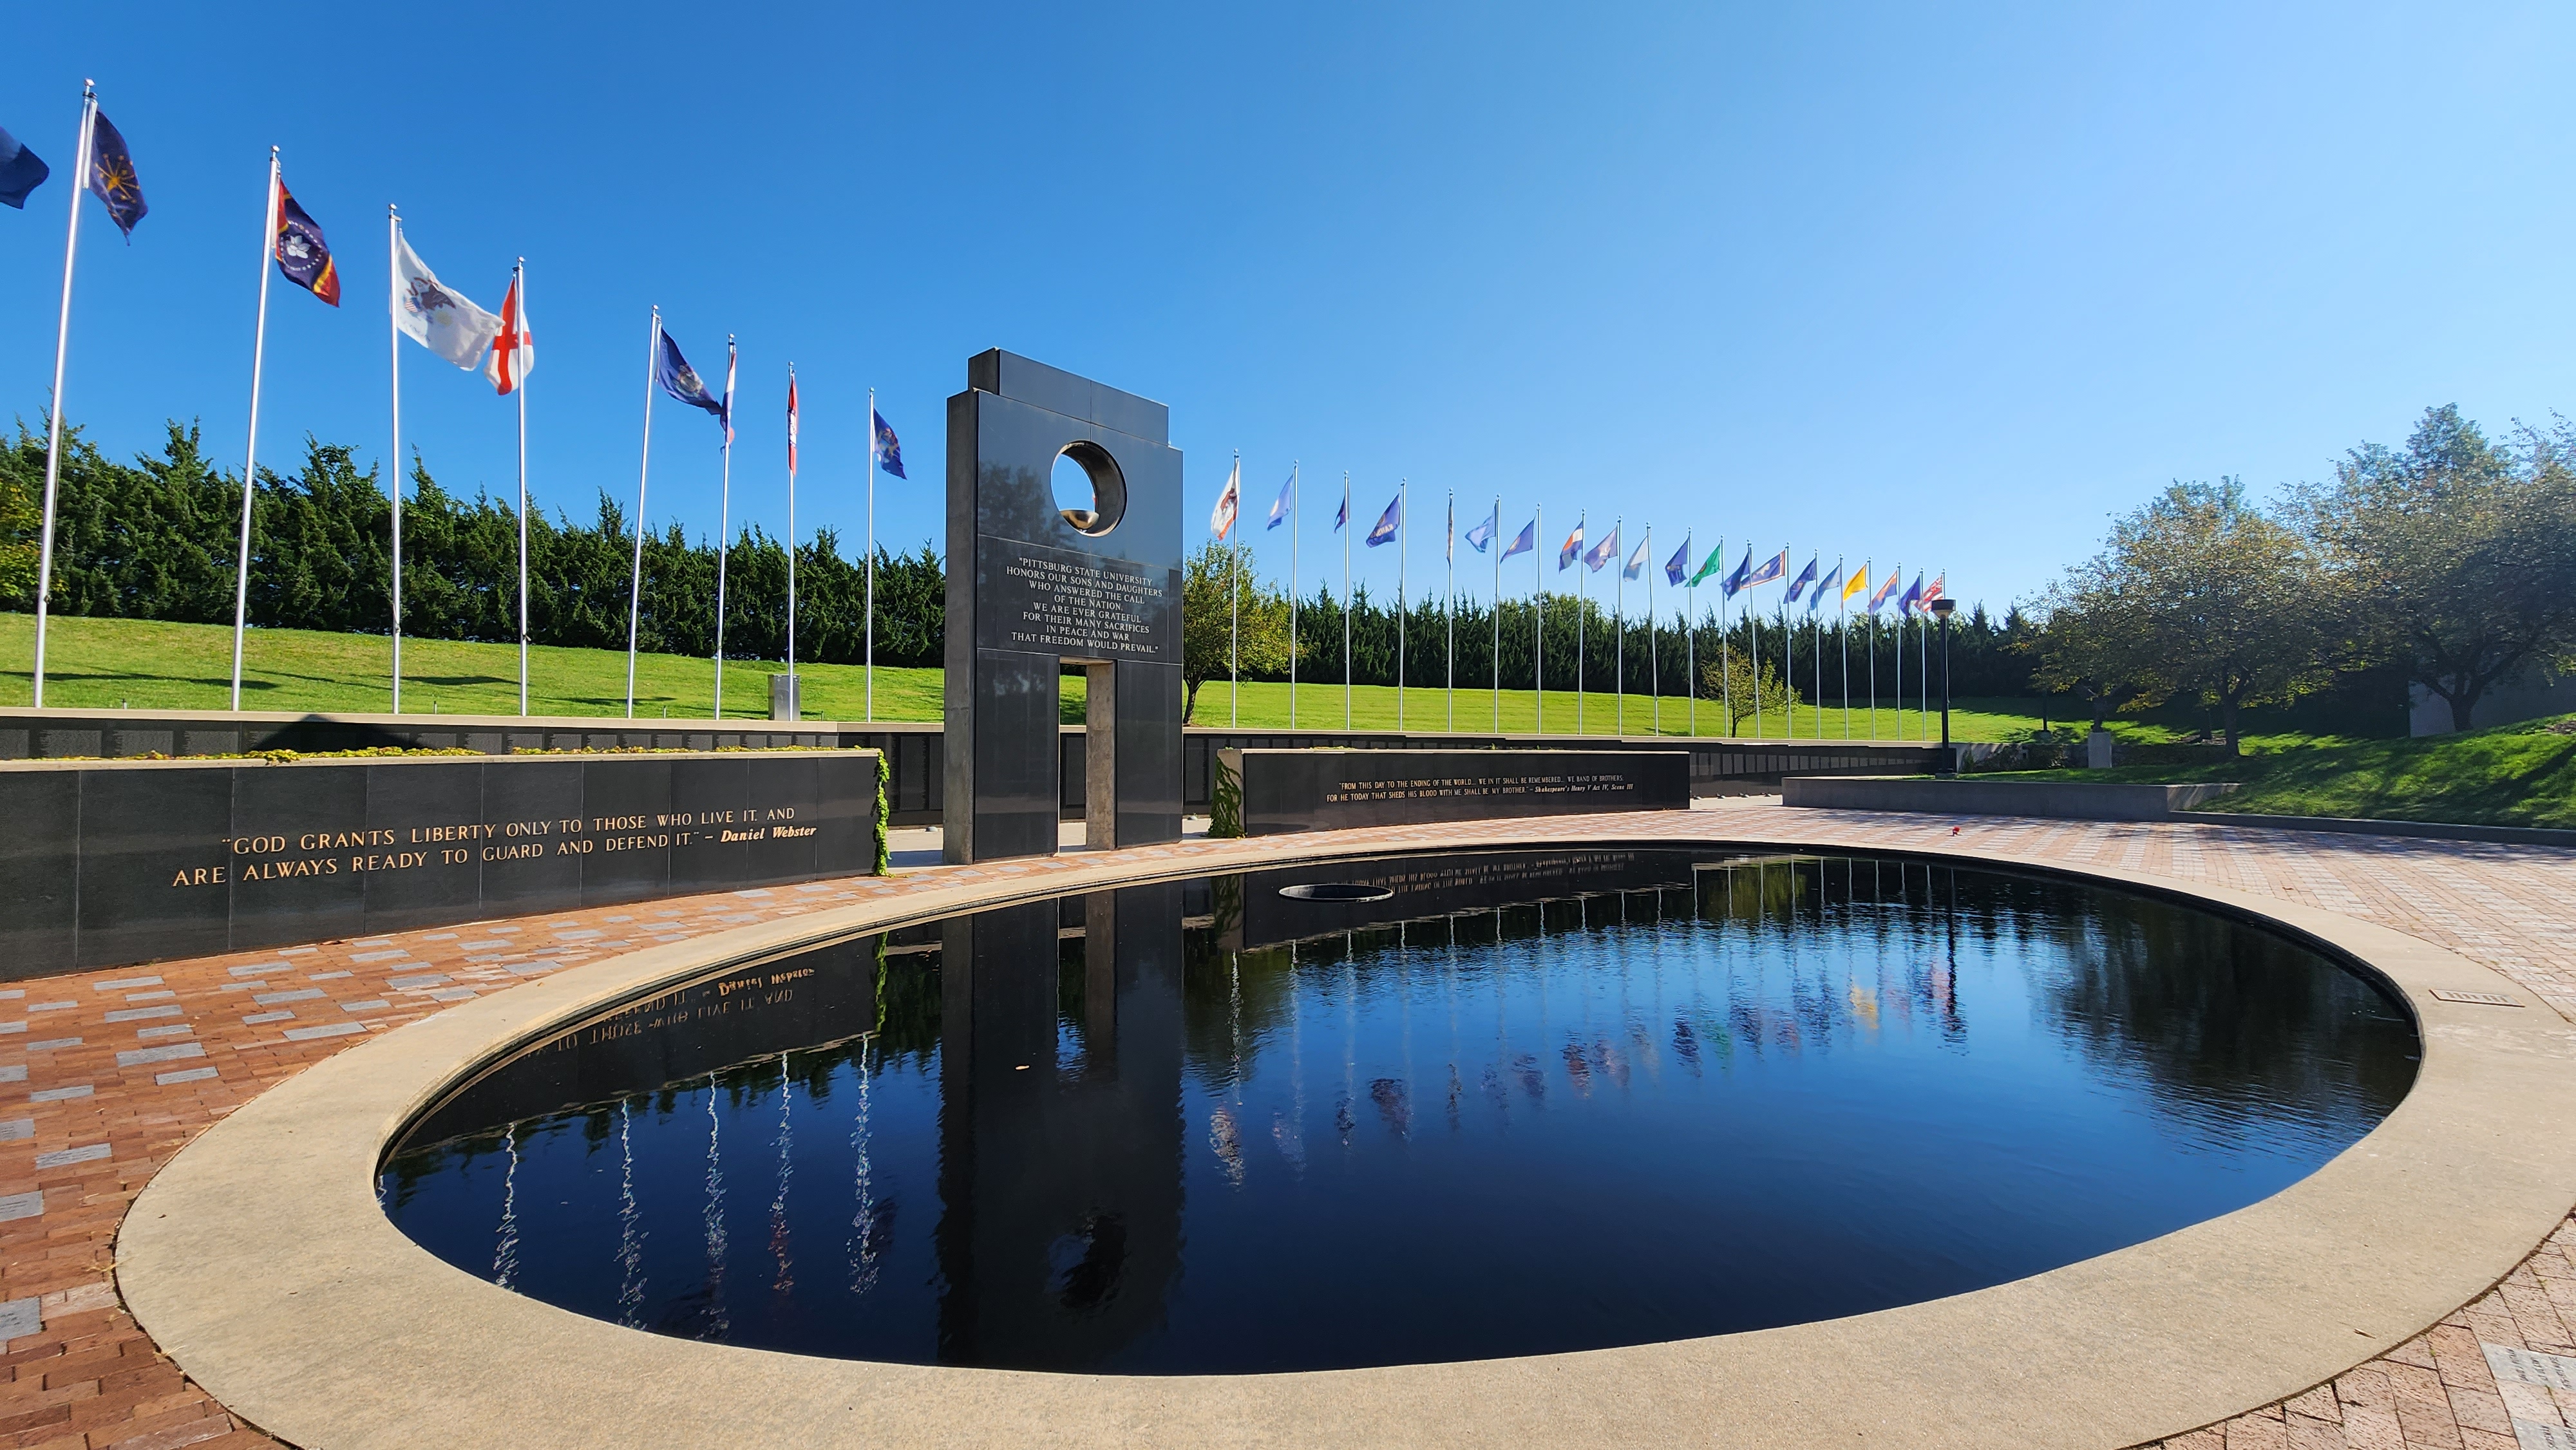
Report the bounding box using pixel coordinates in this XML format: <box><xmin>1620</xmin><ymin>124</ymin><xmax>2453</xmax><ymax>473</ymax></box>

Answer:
<box><xmin>116</xmin><ymin>830</ymin><xmax>2576</xmax><ymax>1449</ymax></box>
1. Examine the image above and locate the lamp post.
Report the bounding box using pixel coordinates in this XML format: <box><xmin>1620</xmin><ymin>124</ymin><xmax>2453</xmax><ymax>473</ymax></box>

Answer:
<box><xmin>1930</xmin><ymin>597</ymin><xmax>1958</xmax><ymax>777</ymax></box>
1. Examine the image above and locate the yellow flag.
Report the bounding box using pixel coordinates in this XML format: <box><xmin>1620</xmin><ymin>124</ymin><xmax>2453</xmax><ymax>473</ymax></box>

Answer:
<box><xmin>1842</xmin><ymin>565</ymin><xmax>1869</xmax><ymax>603</ymax></box>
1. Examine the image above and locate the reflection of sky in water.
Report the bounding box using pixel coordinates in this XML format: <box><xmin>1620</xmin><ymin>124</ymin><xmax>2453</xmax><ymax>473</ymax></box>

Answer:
<box><xmin>380</xmin><ymin>853</ymin><xmax>2416</xmax><ymax>1375</ymax></box>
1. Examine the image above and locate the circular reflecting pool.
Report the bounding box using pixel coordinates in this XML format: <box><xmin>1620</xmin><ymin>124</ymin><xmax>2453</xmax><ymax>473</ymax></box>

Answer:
<box><xmin>380</xmin><ymin>849</ymin><xmax>2418</xmax><ymax>1374</ymax></box>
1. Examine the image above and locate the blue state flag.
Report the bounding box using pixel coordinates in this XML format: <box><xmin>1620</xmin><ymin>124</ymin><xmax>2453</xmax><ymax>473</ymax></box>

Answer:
<box><xmin>1722</xmin><ymin>549</ymin><xmax>1752</xmax><ymax>598</ymax></box>
<box><xmin>1464</xmin><ymin>504</ymin><xmax>1497</xmax><ymax>553</ymax></box>
<box><xmin>1499</xmin><ymin>520</ymin><xmax>1535</xmax><ymax>561</ymax></box>
<box><xmin>656</xmin><ymin>330</ymin><xmax>726</xmax><ymax>424</ymax></box>
<box><xmin>1897</xmin><ymin>572</ymin><xmax>1924</xmax><ymax>614</ymax></box>
<box><xmin>1365</xmin><ymin>493</ymin><xmax>1401</xmax><ymax>547</ymax></box>
<box><xmin>1332</xmin><ymin>494</ymin><xmax>1347</xmax><ymax>531</ymax></box>
<box><xmin>1785</xmin><ymin>554</ymin><xmax>1819</xmax><ymax>603</ymax></box>
<box><xmin>1265</xmin><ymin>471</ymin><xmax>1294</xmax><ymax>529</ymax></box>
<box><xmin>873</xmin><ymin>410</ymin><xmax>906</xmax><ymax>478</ymax></box>
<box><xmin>1622</xmin><ymin>535</ymin><xmax>1649</xmax><ymax>580</ymax></box>
<box><xmin>0</xmin><ymin>126</ymin><xmax>48</xmax><ymax>209</ymax></box>
<box><xmin>1582</xmin><ymin>524</ymin><xmax>1619</xmax><ymax>573</ymax></box>
<box><xmin>1743</xmin><ymin>549</ymin><xmax>1787</xmax><ymax>590</ymax></box>
<box><xmin>1808</xmin><ymin>564</ymin><xmax>1840</xmax><ymax>612</ymax></box>
<box><xmin>1664</xmin><ymin>538</ymin><xmax>1689</xmax><ymax>587</ymax></box>
<box><xmin>84</xmin><ymin>107</ymin><xmax>145</xmax><ymax>239</ymax></box>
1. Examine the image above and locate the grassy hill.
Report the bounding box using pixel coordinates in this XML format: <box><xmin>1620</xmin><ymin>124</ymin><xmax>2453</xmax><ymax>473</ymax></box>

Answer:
<box><xmin>12</xmin><ymin>610</ymin><xmax>2074</xmax><ymax>739</ymax></box>
<box><xmin>1993</xmin><ymin>715</ymin><xmax>2576</xmax><ymax>829</ymax></box>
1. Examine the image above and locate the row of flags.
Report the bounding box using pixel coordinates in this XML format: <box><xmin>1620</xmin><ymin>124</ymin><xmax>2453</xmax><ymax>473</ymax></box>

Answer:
<box><xmin>1209</xmin><ymin>468</ymin><xmax>1949</xmax><ymax>619</ymax></box>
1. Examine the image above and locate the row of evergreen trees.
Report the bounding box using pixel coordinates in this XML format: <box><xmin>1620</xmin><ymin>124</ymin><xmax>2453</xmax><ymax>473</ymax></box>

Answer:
<box><xmin>0</xmin><ymin>422</ymin><xmax>944</xmax><ymax>666</ymax></box>
<box><xmin>3</xmin><ymin>417</ymin><xmax>2037</xmax><ymax>700</ymax></box>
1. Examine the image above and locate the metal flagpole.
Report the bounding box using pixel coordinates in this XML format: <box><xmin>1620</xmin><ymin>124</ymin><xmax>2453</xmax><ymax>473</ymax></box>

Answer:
<box><xmin>1839</xmin><ymin>555</ymin><xmax>1851</xmax><ymax>740</ymax></box>
<box><xmin>785</xmin><ymin>365</ymin><xmax>797</xmax><ymax>713</ymax></box>
<box><xmin>1685</xmin><ymin>532</ymin><xmax>1696</xmax><ymax>739</ymax></box>
<box><xmin>1533</xmin><ymin>503</ymin><xmax>1544</xmax><ymax>735</ymax></box>
<box><xmin>1613</xmin><ymin>516</ymin><xmax>1624</xmax><ymax>737</ymax></box>
<box><xmin>32</xmin><ymin>82</ymin><xmax>98</xmax><ymax>710</ymax></box>
<box><xmin>624</xmin><ymin>308</ymin><xmax>659</xmax><ymax>719</ymax></box>
<box><xmin>1490</xmin><ymin>495</ymin><xmax>1501</xmax><ymax>733</ymax></box>
<box><xmin>1918</xmin><ymin>580</ymin><xmax>1928</xmax><ymax>731</ymax></box>
<box><xmin>1230</xmin><ymin>451</ymin><xmax>1240</xmax><ymax>728</ymax></box>
<box><xmin>1867</xmin><ymin>559</ymin><xmax>1877</xmax><ymax>739</ymax></box>
<box><xmin>230</xmin><ymin>147</ymin><xmax>279</xmax><ymax>711</ymax></box>
<box><xmin>1648</xmin><ymin>524</ymin><xmax>1659</xmax><ymax>737</ymax></box>
<box><xmin>1289</xmin><ymin>462</ymin><xmax>1298</xmax><ymax>729</ymax></box>
<box><xmin>1750</xmin><ymin>583</ymin><xmax>1762</xmax><ymax>740</ymax></box>
<box><xmin>1445</xmin><ymin>489</ymin><xmax>1455</xmax><ymax>733</ymax></box>
<box><xmin>1397</xmin><ymin>477</ymin><xmax>1407</xmax><ymax>731</ymax></box>
<box><xmin>1576</xmin><ymin>513</ymin><xmax>1586</xmax><ymax>736</ymax></box>
<box><xmin>388</xmin><ymin>206</ymin><xmax>406</xmax><ymax>713</ymax></box>
<box><xmin>1341</xmin><ymin>471</ymin><xmax>1351</xmax><ymax>728</ymax></box>
<box><xmin>515</xmin><ymin>260</ymin><xmax>529</xmax><ymax>717</ymax></box>
<box><xmin>865</xmin><ymin>387</ymin><xmax>876</xmax><ymax>722</ymax></box>
<box><xmin>1720</xmin><ymin>546</ymin><xmax>1734</xmax><ymax>738</ymax></box>
<box><xmin>1812</xmin><ymin>581</ymin><xmax>1824</xmax><ymax>740</ymax></box>
<box><xmin>1780</xmin><ymin>544</ymin><xmax>1792</xmax><ymax>739</ymax></box>
<box><xmin>713</xmin><ymin>337</ymin><xmax>735</xmax><ymax>720</ymax></box>
<box><xmin>1891</xmin><ymin>561</ymin><xmax>1902</xmax><ymax>740</ymax></box>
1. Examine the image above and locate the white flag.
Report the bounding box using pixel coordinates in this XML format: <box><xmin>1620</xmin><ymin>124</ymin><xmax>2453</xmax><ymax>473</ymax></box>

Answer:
<box><xmin>485</xmin><ymin>273</ymin><xmax>533</xmax><ymax>395</ymax></box>
<box><xmin>393</xmin><ymin>229</ymin><xmax>502</xmax><ymax>371</ymax></box>
<box><xmin>1209</xmin><ymin>458</ymin><xmax>1241</xmax><ymax>540</ymax></box>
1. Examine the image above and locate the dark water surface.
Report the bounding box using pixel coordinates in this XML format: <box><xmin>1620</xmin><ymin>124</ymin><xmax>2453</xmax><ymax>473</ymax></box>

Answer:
<box><xmin>380</xmin><ymin>849</ymin><xmax>2418</xmax><ymax>1374</ymax></box>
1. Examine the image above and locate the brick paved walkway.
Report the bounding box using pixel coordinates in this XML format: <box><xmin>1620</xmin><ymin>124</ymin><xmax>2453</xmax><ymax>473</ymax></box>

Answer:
<box><xmin>5</xmin><ymin>804</ymin><xmax>2575</xmax><ymax>1449</ymax></box>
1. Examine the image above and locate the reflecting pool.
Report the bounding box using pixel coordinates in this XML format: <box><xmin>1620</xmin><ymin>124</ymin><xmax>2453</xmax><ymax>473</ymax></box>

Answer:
<box><xmin>381</xmin><ymin>849</ymin><xmax>2418</xmax><ymax>1373</ymax></box>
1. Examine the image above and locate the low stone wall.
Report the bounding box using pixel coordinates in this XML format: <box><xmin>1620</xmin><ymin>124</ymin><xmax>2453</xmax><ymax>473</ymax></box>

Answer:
<box><xmin>1781</xmin><ymin>775</ymin><xmax>2239</xmax><ymax>822</ymax></box>
<box><xmin>1215</xmin><ymin>748</ymin><xmax>1690</xmax><ymax>836</ymax></box>
<box><xmin>0</xmin><ymin>749</ymin><xmax>884</xmax><ymax>979</ymax></box>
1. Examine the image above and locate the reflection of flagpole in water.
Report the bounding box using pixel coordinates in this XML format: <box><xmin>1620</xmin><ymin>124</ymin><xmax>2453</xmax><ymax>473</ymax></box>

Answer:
<box><xmin>1276</xmin><ymin>941</ymin><xmax>1307</xmax><ymax>1174</ymax></box>
<box><xmin>703</xmin><ymin>1073</ymin><xmax>728</xmax><ymax>1338</ymax></box>
<box><xmin>618</xmin><ymin>1100</ymin><xmax>645</xmax><ymax>1328</ymax></box>
<box><xmin>771</xmin><ymin>1052</ymin><xmax>795</xmax><ymax>1294</ymax></box>
<box><xmin>850</xmin><ymin>1037</ymin><xmax>880</xmax><ymax>1295</ymax></box>
<box><xmin>494</xmin><ymin>1122</ymin><xmax>520</xmax><ymax>1291</ymax></box>
<box><xmin>1339</xmin><ymin>934</ymin><xmax>1358</xmax><ymax>1146</ymax></box>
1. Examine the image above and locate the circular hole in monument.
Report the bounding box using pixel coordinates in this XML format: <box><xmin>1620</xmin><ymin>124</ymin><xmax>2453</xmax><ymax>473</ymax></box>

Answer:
<box><xmin>1052</xmin><ymin>443</ymin><xmax>1125</xmax><ymax>536</ymax></box>
<box><xmin>1279</xmin><ymin>882</ymin><xmax>1395</xmax><ymax>903</ymax></box>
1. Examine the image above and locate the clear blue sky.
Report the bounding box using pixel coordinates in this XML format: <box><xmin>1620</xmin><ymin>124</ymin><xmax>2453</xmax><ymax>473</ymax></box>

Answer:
<box><xmin>6</xmin><ymin>3</ymin><xmax>2572</xmax><ymax>617</ymax></box>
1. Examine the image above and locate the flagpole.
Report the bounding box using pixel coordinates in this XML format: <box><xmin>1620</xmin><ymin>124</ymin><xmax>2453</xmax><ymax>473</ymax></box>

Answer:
<box><xmin>1749</xmin><ymin>578</ymin><xmax>1762</xmax><ymax>740</ymax></box>
<box><xmin>1918</xmin><ymin>576</ymin><xmax>1928</xmax><ymax>731</ymax></box>
<box><xmin>1684</xmin><ymin>532</ymin><xmax>1696</xmax><ymax>739</ymax></box>
<box><xmin>1780</xmin><ymin>543</ymin><xmax>1792</xmax><ymax>739</ymax></box>
<box><xmin>1576</xmin><ymin>513</ymin><xmax>1586</xmax><ymax>736</ymax></box>
<box><xmin>786</xmin><ymin>364</ymin><xmax>798</xmax><ymax>716</ymax></box>
<box><xmin>1812</xmin><ymin>579</ymin><xmax>1823</xmax><ymax>740</ymax></box>
<box><xmin>1648</xmin><ymin>524</ymin><xmax>1660</xmax><ymax>737</ymax></box>
<box><xmin>865</xmin><ymin>387</ymin><xmax>876</xmax><ymax>722</ymax></box>
<box><xmin>625</xmin><ymin>308</ymin><xmax>659</xmax><ymax>719</ymax></box>
<box><xmin>1490</xmin><ymin>496</ymin><xmax>1501</xmax><ymax>733</ymax></box>
<box><xmin>1867</xmin><ymin>558</ymin><xmax>1877</xmax><ymax>740</ymax></box>
<box><xmin>1230</xmin><ymin>451</ymin><xmax>1240</xmax><ymax>728</ymax></box>
<box><xmin>1397</xmin><ymin>477</ymin><xmax>1408</xmax><ymax>733</ymax></box>
<box><xmin>33</xmin><ymin>82</ymin><xmax>97</xmax><ymax>711</ymax></box>
<box><xmin>1839</xmin><ymin>555</ymin><xmax>1850</xmax><ymax>740</ymax></box>
<box><xmin>1720</xmin><ymin>544</ymin><xmax>1734</xmax><ymax>738</ymax></box>
<box><xmin>515</xmin><ymin>259</ymin><xmax>529</xmax><ymax>717</ymax></box>
<box><xmin>713</xmin><ymin>337</ymin><xmax>734</xmax><ymax>720</ymax></box>
<box><xmin>1445</xmin><ymin>489</ymin><xmax>1455</xmax><ymax>733</ymax></box>
<box><xmin>388</xmin><ymin>205</ymin><xmax>405</xmax><ymax>713</ymax></box>
<box><xmin>1613</xmin><ymin>516</ymin><xmax>1625</xmax><ymax>737</ymax></box>
<box><xmin>1891</xmin><ymin>561</ymin><xmax>1902</xmax><ymax>740</ymax></box>
<box><xmin>1341</xmin><ymin>471</ymin><xmax>1351</xmax><ymax>729</ymax></box>
<box><xmin>230</xmin><ymin>147</ymin><xmax>279</xmax><ymax>711</ymax></box>
<box><xmin>1533</xmin><ymin>504</ymin><xmax>1544</xmax><ymax>735</ymax></box>
<box><xmin>1289</xmin><ymin>461</ymin><xmax>1299</xmax><ymax>730</ymax></box>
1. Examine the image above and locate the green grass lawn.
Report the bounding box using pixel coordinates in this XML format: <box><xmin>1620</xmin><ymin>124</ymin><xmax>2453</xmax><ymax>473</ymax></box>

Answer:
<box><xmin>10</xmin><ymin>611</ymin><xmax>2107</xmax><ymax>740</ymax></box>
<box><xmin>1985</xmin><ymin>715</ymin><xmax>2576</xmax><ymax>829</ymax></box>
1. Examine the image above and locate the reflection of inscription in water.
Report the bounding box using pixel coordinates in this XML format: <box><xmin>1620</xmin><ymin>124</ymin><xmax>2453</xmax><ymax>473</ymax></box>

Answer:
<box><xmin>1319</xmin><ymin>773</ymin><xmax>1641</xmax><ymax>805</ymax></box>
<box><xmin>1003</xmin><ymin>553</ymin><xmax>1166</xmax><ymax>658</ymax></box>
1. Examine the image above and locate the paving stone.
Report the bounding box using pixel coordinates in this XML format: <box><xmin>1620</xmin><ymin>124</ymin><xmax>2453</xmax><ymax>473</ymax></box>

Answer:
<box><xmin>281</xmin><ymin>1022</ymin><xmax>363</xmax><ymax>1042</ymax></box>
<box><xmin>0</xmin><ymin>1065</ymin><xmax>24</xmax><ymax>1083</ymax></box>
<box><xmin>2515</xmin><ymin>1420</ymin><xmax>2576</xmax><ymax>1449</ymax></box>
<box><xmin>0</xmin><ymin>1297</ymin><xmax>35</xmax><ymax>1341</ymax></box>
<box><xmin>135</xmin><ymin>1025</ymin><xmax>193</xmax><ymax>1040</ymax></box>
<box><xmin>250</xmin><ymin>990</ymin><xmax>322</xmax><ymax>1006</ymax></box>
<box><xmin>0</xmin><ymin>1120</ymin><xmax>29</xmax><ymax>1141</ymax></box>
<box><xmin>2490</xmin><ymin>1346</ymin><xmax>2576</xmax><ymax>1393</ymax></box>
<box><xmin>307</xmin><ymin>970</ymin><xmax>353</xmax><ymax>981</ymax></box>
<box><xmin>240</xmin><ymin>1011</ymin><xmax>292</xmax><ymax>1025</ymax></box>
<box><xmin>347</xmin><ymin>950</ymin><xmax>408</xmax><ymax>963</ymax></box>
<box><xmin>0</xmin><ymin>1022</ymin><xmax>24</xmax><ymax>1033</ymax></box>
<box><xmin>115</xmin><ymin>1044</ymin><xmax>204</xmax><ymax>1069</ymax></box>
<box><xmin>385</xmin><ymin>975</ymin><xmax>451</xmax><ymax>990</ymax></box>
<box><xmin>103</xmin><ymin>1006</ymin><xmax>182</xmax><ymax>1023</ymax></box>
<box><xmin>24</xmin><ymin>1039</ymin><xmax>80</xmax><ymax>1051</ymax></box>
<box><xmin>338</xmin><ymin>1000</ymin><xmax>390</xmax><ymax>1014</ymax></box>
<box><xmin>153</xmin><ymin>1068</ymin><xmax>217</xmax><ymax>1086</ymax></box>
<box><xmin>0</xmin><ymin>1192</ymin><xmax>41</xmax><ymax>1222</ymax></box>
<box><xmin>91</xmin><ymin>977</ymin><xmax>162</xmax><ymax>992</ymax></box>
<box><xmin>122</xmin><ymin>991</ymin><xmax>177</xmax><ymax>1003</ymax></box>
<box><xmin>28</xmin><ymin>1086</ymin><xmax>90</xmax><ymax>1102</ymax></box>
<box><xmin>32</xmin><ymin>1145</ymin><xmax>109</xmax><ymax>1170</ymax></box>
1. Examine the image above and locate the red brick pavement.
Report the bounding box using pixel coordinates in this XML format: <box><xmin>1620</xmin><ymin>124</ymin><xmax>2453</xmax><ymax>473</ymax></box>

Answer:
<box><xmin>3</xmin><ymin>804</ymin><xmax>2573</xmax><ymax>1449</ymax></box>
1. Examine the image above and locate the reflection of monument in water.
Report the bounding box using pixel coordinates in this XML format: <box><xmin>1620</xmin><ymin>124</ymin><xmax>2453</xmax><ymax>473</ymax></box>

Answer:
<box><xmin>934</xmin><ymin>883</ymin><xmax>1186</xmax><ymax>1370</ymax></box>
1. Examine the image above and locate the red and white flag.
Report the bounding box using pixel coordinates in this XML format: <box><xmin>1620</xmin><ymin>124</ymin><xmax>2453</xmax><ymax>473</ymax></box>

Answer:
<box><xmin>786</xmin><ymin>370</ymin><xmax>800</xmax><ymax>476</ymax></box>
<box><xmin>484</xmin><ymin>273</ymin><xmax>533</xmax><ymax>395</ymax></box>
<box><xmin>1209</xmin><ymin>458</ymin><xmax>1241</xmax><ymax>540</ymax></box>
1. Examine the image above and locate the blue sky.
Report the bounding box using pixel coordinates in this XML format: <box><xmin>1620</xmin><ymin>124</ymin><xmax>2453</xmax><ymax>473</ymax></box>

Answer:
<box><xmin>6</xmin><ymin>3</ymin><xmax>2572</xmax><ymax>616</ymax></box>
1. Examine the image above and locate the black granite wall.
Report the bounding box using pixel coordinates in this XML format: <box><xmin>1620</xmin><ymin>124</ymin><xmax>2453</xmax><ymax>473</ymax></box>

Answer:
<box><xmin>0</xmin><ymin>750</ymin><xmax>882</xmax><ymax>979</ymax></box>
<box><xmin>1222</xmin><ymin>748</ymin><xmax>1690</xmax><ymax>838</ymax></box>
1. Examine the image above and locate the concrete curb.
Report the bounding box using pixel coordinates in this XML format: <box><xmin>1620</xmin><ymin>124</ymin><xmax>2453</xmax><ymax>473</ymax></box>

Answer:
<box><xmin>115</xmin><ymin>827</ymin><xmax>2576</xmax><ymax>1450</ymax></box>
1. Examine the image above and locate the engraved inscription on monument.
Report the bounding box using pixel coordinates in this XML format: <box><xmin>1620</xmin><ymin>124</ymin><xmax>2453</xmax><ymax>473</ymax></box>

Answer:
<box><xmin>1222</xmin><ymin>748</ymin><xmax>1689</xmax><ymax>836</ymax></box>
<box><xmin>995</xmin><ymin>547</ymin><xmax>1171</xmax><ymax>661</ymax></box>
